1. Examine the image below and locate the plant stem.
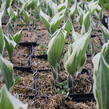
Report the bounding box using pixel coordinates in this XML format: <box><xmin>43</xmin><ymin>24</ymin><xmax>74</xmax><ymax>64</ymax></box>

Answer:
<box><xmin>67</xmin><ymin>74</ymin><xmax>73</xmax><ymax>94</ymax></box>
<box><xmin>52</xmin><ymin>66</ymin><xmax>59</xmax><ymax>82</ymax></box>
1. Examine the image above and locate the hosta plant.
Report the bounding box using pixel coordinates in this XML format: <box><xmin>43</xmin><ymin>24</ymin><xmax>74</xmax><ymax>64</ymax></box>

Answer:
<box><xmin>1</xmin><ymin>0</ymin><xmax>17</xmax><ymax>25</ymax></box>
<box><xmin>4</xmin><ymin>30</ymin><xmax>22</xmax><ymax>60</ymax></box>
<box><xmin>76</xmin><ymin>0</ymin><xmax>101</xmax><ymax>31</ymax></box>
<box><xmin>0</xmin><ymin>85</ymin><xmax>28</xmax><ymax>109</ymax></box>
<box><xmin>47</xmin><ymin>29</ymin><xmax>67</xmax><ymax>81</ymax></box>
<box><xmin>44</xmin><ymin>0</ymin><xmax>68</xmax><ymax>17</ymax></box>
<box><xmin>22</xmin><ymin>0</ymin><xmax>37</xmax><ymax>10</ymax></box>
<box><xmin>40</xmin><ymin>0</ymin><xmax>78</xmax><ymax>34</ymax></box>
<box><xmin>93</xmin><ymin>41</ymin><xmax>109</xmax><ymax>109</ymax></box>
<box><xmin>64</xmin><ymin>31</ymin><xmax>90</xmax><ymax>91</ymax></box>
<box><xmin>40</xmin><ymin>10</ymin><xmax>66</xmax><ymax>34</ymax></box>
<box><xmin>44</xmin><ymin>0</ymin><xmax>57</xmax><ymax>17</ymax></box>
<box><xmin>0</xmin><ymin>18</ymin><xmax>22</xmax><ymax>89</ymax></box>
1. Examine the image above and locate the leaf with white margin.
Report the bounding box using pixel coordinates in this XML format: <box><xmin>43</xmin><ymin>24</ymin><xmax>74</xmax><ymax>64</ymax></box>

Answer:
<box><xmin>47</xmin><ymin>29</ymin><xmax>66</xmax><ymax>67</ymax></box>
<box><xmin>0</xmin><ymin>55</ymin><xmax>14</xmax><ymax>89</ymax></box>
<box><xmin>93</xmin><ymin>41</ymin><xmax>109</xmax><ymax>109</ymax></box>
<box><xmin>45</xmin><ymin>0</ymin><xmax>57</xmax><ymax>16</ymax></box>
<box><xmin>81</xmin><ymin>11</ymin><xmax>91</xmax><ymax>34</ymax></box>
<box><xmin>100</xmin><ymin>24</ymin><xmax>109</xmax><ymax>42</ymax></box>
<box><xmin>87</xmin><ymin>1</ymin><xmax>100</xmax><ymax>14</ymax></box>
<box><xmin>69</xmin><ymin>0</ymin><xmax>77</xmax><ymax>17</ymax></box>
<box><xmin>40</xmin><ymin>10</ymin><xmax>50</xmax><ymax>29</ymax></box>
<box><xmin>64</xmin><ymin>32</ymin><xmax>90</xmax><ymax>75</ymax></box>
<box><xmin>58</xmin><ymin>0</ymin><xmax>68</xmax><ymax>12</ymax></box>
<box><xmin>50</xmin><ymin>10</ymin><xmax>65</xmax><ymax>33</ymax></box>
<box><xmin>0</xmin><ymin>85</ymin><xmax>28</xmax><ymax>109</ymax></box>
<box><xmin>4</xmin><ymin>35</ymin><xmax>16</xmax><ymax>60</ymax></box>
<box><xmin>62</xmin><ymin>18</ymin><xmax>72</xmax><ymax>33</ymax></box>
<box><xmin>12</xmin><ymin>30</ymin><xmax>22</xmax><ymax>44</ymax></box>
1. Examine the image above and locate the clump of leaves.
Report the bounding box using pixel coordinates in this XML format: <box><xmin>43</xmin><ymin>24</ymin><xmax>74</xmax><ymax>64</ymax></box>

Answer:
<box><xmin>47</xmin><ymin>29</ymin><xmax>67</xmax><ymax>81</ymax></box>
<box><xmin>64</xmin><ymin>31</ymin><xmax>90</xmax><ymax>92</ymax></box>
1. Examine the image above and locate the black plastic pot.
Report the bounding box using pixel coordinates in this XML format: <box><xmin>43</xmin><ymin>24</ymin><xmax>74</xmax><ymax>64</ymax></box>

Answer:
<box><xmin>27</xmin><ymin>93</ymin><xmax>95</xmax><ymax>102</ymax></box>
<box><xmin>32</xmin><ymin>54</ymin><xmax>47</xmax><ymax>60</ymax></box>
<box><xmin>68</xmin><ymin>93</ymin><xmax>95</xmax><ymax>102</ymax></box>
<box><xmin>37</xmin><ymin>68</ymin><xmax>51</xmax><ymax>72</ymax></box>
<box><xmin>19</xmin><ymin>42</ymin><xmax>38</xmax><ymax>47</ymax></box>
<box><xmin>14</xmin><ymin>66</ymin><xmax>33</xmax><ymax>73</ymax></box>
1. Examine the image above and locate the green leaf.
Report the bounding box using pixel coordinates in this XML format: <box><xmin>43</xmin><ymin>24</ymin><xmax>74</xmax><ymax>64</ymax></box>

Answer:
<box><xmin>26</xmin><ymin>0</ymin><xmax>37</xmax><ymax>10</ymax></box>
<box><xmin>4</xmin><ymin>35</ymin><xmax>16</xmax><ymax>60</ymax></box>
<box><xmin>81</xmin><ymin>11</ymin><xmax>91</xmax><ymax>34</ymax></box>
<box><xmin>23</xmin><ymin>10</ymin><xmax>30</xmax><ymax>24</ymax></box>
<box><xmin>100</xmin><ymin>24</ymin><xmax>109</xmax><ymax>42</ymax></box>
<box><xmin>77</xmin><ymin>7</ymin><xmax>85</xmax><ymax>25</ymax></box>
<box><xmin>58</xmin><ymin>0</ymin><xmax>68</xmax><ymax>12</ymax></box>
<box><xmin>99</xmin><ymin>0</ymin><xmax>109</xmax><ymax>9</ymax></box>
<box><xmin>69</xmin><ymin>0</ymin><xmax>77</xmax><ymax>17</ymax></box>
<box><xmin>7</xmin><ymin>7</ymin><xmax>17</xmax><ymax>21</ymax></box>
<box><xmin>87</xmin><ymin>1</ymin><xmax>100</xmax><ymax>14</ymax></box>
<box><xmin>15</xmin><ymin>76</ymin><xmax>22</xmax><ymax>85</ymax></box>
<box><xmin>47</xmin><ymin>29</ymin><xmax>66</xmax><ymax>67</ymax></box>
<box><xmin>0</xmin><ymin>55</ymin><xmax>14</xmax><ymax>89</ymax></box>
<box><xmin>0</xmin><ymin>28</ymin><xmax>5</xmax><ymax>54</ymax></box>
<box><xmin>40</xmin><ymin>10</ymin><xmax>50</xmax><ymax>29</ymax></box>
<box><xmin>12</xmin><ymin>30</ymin><xmax>22</xmax><ymax>44</ymax></box>
<box><xmin>6</xmin><ymin>0</ymin><xmax>14</xmax><ymax>8</ymax></box>
<box><xmin>50</xmin><ymin>10</ymin><xmax>65</xmax><ymax>33</ymax></box>
<box><xmin>93</xmin><ymin>53</ymin><xmax>101</xmax><ymax>74</ymax></box>
<box><xmin>93</xmin><ymin>41</ymin><xmax>109</xmax><ymax>109</ymax></box>
<box><xmin>2</xmin><ymin>0</ymin><xmax>13</xmax><ymax>9</ymax></box>
<box><xmin>45</xmin><ymin>0</ymin><xmax>57</xmax><ymax>16</ymax></box>
<box><xmin>0</xmin><ymin>85</ymin><xmax>28</xmax><ymax>109</ymax></box>
<box><xmin>62</xmin><ymin>18</ymin><xmax>72</xmax><ymax>33</ymax></box>
<box><xmin>64</xmin><ymin>32</ymin><xmax>90</xmax><ymax>75</ymax></box>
